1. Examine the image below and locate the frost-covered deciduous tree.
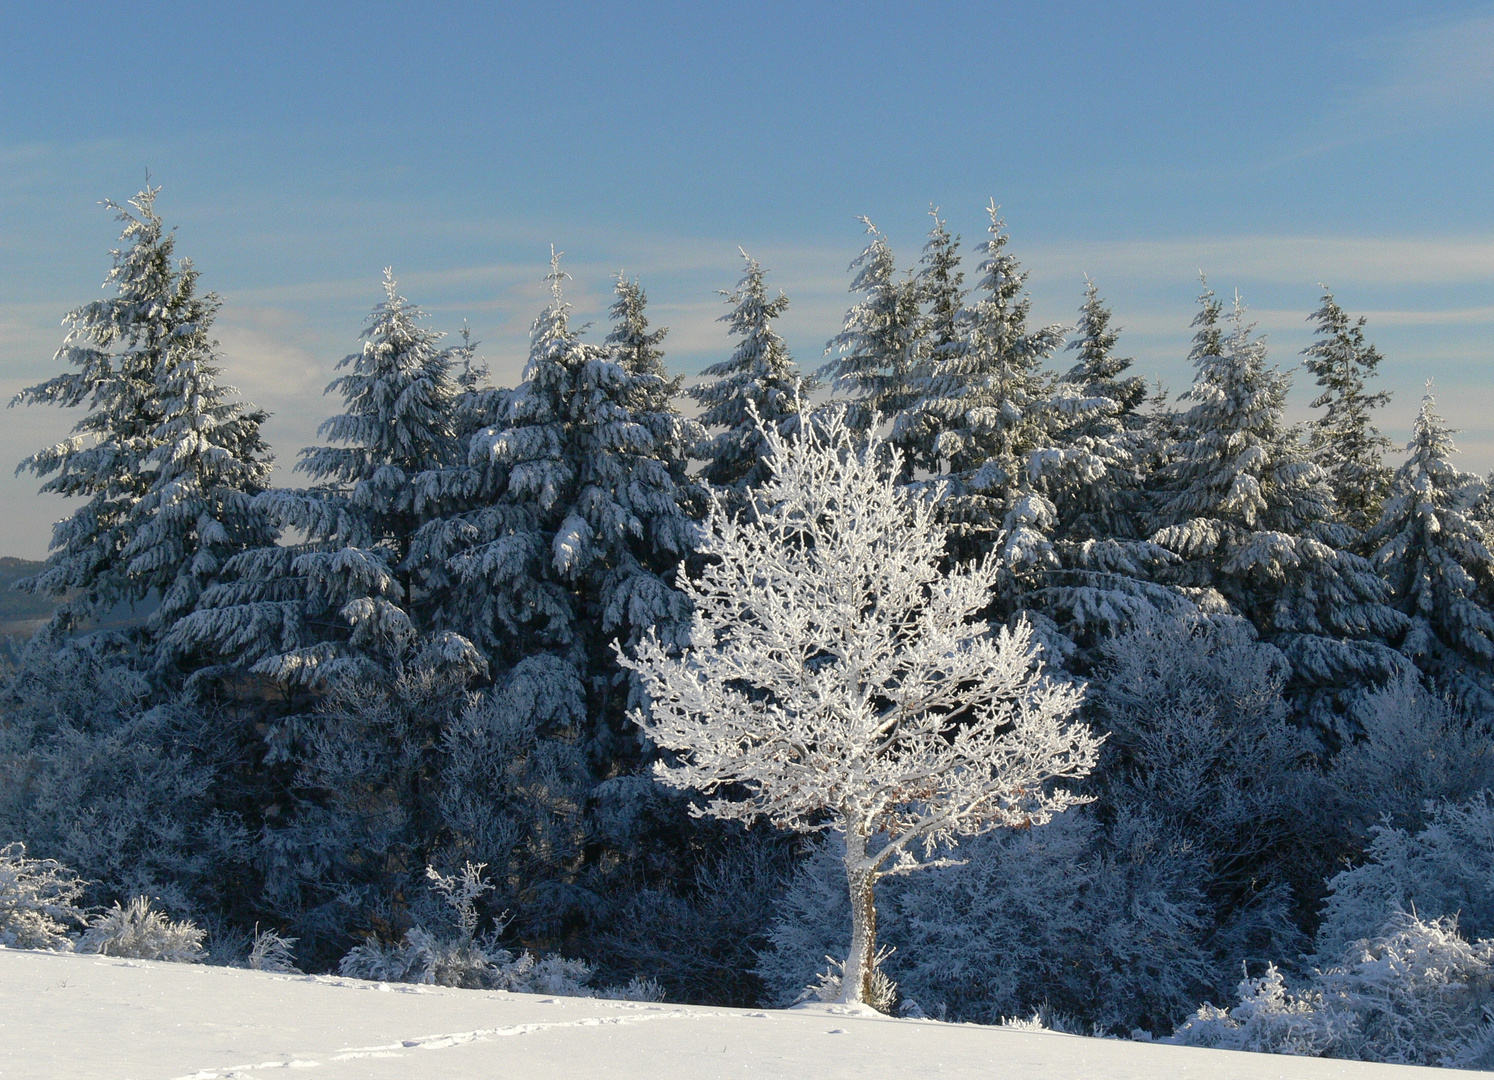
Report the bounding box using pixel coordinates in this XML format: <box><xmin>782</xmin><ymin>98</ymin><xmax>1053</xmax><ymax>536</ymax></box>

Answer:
<box><xmin>1367</xmin><ymin>388</ymin><xmax>1494</xmax><ymax>709</ymax></box>
<box><xmin>1301</xmin><ymin>290</ymin><xmax>1393</xmax><ymax>536</ymax></box>
<box><xmin>620</xmin><ymin>410</ymin><xmax>1098</xmax><ymax>1006</ymax></box>
<box><xmin>11</xmin><ymin>187</ymin><xmax>274</xmax><ymax>648</ymax></box>
<box><xmin>689</xmin><ymin>251</ymin><xmax>815</xmax><ymax>497</ymax></box>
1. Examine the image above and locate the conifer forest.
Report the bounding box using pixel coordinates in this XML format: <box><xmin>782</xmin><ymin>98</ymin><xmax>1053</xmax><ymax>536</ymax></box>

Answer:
<box><xmin>7</xmin><ymin>186</ymin><xmax>1494</xmax><ymax>1067</ymax></box>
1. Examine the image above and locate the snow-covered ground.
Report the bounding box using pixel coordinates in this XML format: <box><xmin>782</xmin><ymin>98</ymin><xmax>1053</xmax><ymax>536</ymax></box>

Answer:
<box><xmin>0</xmin><ymin>947</ymin><xmax>1473</xmax><ymax>1079</ymax></box>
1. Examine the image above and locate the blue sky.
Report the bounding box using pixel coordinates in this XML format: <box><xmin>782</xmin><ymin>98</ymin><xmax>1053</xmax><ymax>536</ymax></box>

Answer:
<box><xmin>2</xmin><ymin>1</ymin><xmax>1491</xmax><ymax>557</ymax></box>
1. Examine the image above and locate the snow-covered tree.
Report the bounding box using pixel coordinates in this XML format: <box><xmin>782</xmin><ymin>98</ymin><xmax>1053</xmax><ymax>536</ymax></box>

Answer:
<box><xmin>170</xmin><ymin>271</ymin><xmax>472</xmax><ymax>687</ymax></box>
<box><xmin>912</xmin><ymin>209</ymin><xmax>966</xmax><ymax>385</ymax></box>
<box><xmin>451</xmin><ymin>255</ymin><xmax>699</xmax><ymax>755</ymax></box>
<box><xmin>900</xmin><ymin>203</ymin><xmax>1070</xmax><ymax>598</ymax></box>
<box><xmin>819</xmin><ymin>219</ymin><xmax>923</xmax><ymax>436</ymax></box>
<box><xmin>906</xmin><ymin>202</ymin><xmax>1064</xmax><ymax>491</ymax></box>
<box><xmin>1051</xmin><ymin>279</ymin><xmax>1149</xmax><ymax>540</ymax></box>
<box><xmin>1367</xmin><ymin>389</ymin><xmax>1494</xmax><ymax>708</ymax></box>
<box><xmin>619</xmin><ymin>409</ymin><xmax>1098</xmax><ymax>1006</ymax></box>
<box><xmin>1022</xmin><ymin>282</ymin><xmax>1185</xmax><ymax>653</ymax></box>
<box><xmin>1151</xmin><ymin>284</ymin><xmax>1407</xmax><ymax>722</ymax></box>
<box><xmin>11</xmin><ymin>187</ymin><xmax>274</xmax><ymax>648</ymax></box>
<box><xmin>1302</xmin><ymin>289</ymin><xmax>1393</xmax><ymax>535</ymax></box>
<box><xmin>689</xmin><ymin>251</ymin><xmax>815</xmax><ymax>496</ymax></box>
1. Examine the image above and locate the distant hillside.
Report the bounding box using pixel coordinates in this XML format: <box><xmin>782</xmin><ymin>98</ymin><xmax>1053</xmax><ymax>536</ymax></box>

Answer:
<box><xmin>0</xmin><ymin>557</ymin><xmax>56</xmax><ymax>637</ymax></box>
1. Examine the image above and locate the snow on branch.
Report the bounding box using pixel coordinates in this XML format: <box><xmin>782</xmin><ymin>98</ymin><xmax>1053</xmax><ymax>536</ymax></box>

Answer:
<box><xmin>620</xmin><ymin>407</ymin><xmax>1100</xmax><ymax>877</ymax></box>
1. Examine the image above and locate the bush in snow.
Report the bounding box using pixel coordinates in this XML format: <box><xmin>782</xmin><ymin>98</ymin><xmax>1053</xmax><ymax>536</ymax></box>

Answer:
<box><xmin>759</xmin><ymin>809</ymin><xmax>1221</xmax><ymax>1033</ymax></box>
<box><xmin>1317</xmin><ymin>791</ymin><xmax>1494</xmax><ymax>961</ymax></box>
<box><xmin>337</xmin><ymin>863</ymin><xmax>660</xmax><ymax>1000</ymax></box>
<box><xmin>1170</xmin><ymin>963</ymin><xmax>1339</xmax><ymax>1057</ymax></box>
<box><xmin>1174</xmin><ymin>912</ymin><xmax>1494</xmax><ymax>1069</ymax></box>
<box><xmin>588</xmin><ymin>828</ymin><xmax>794</xmax><ymax>1007</ymax></box>
<box><xmin>0</xmin><ymin>643</ymin><xmax>245</xmax><ymax>916</ymax></box>
<box><xmin>1329</xmin><ymin>675</ymin><xmax>1494</xmax><ymax>839</ymax></box>
<box><xmin>0</xmin><ymin>842</ymin><xmax>87</xmax><ymax>950</ymax></box>
<box><xmin>1089</xmin><ymin>612</ymin><xmax>1328</xmax><ymax>949</ymax></box>
<box><xmin>246</xmin><ymin>928</ymin><xmax>302</xmax><ymax>973</ymax></box>
<box><xmin>78</xmin><ymin>896</ymin><xmax>207</xmax><ymax>962</ymax></box>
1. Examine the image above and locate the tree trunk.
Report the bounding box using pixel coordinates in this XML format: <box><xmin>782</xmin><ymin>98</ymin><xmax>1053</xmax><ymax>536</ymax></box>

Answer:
<box><xmin>840</xmin><ymin>826</ymin><xmax>879</xmax><ymax>1006</ymax></box>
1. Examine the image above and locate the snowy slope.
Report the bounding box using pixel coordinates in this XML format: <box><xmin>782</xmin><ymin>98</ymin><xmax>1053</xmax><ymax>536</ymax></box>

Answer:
<box><xmin>0</xmin><ymin>947</ymin><xmax>1471</xmax><ymax>1080</ymax></box>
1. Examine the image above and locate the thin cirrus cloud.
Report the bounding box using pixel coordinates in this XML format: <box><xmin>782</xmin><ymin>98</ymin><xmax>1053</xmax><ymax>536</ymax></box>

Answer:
<box><xmin>1030</xmin><ymin>234</ymin><xmax>1494</xmax><ymax>290</ymax></box>
<box><xmin>1345</xmin><ymin>10</ymin><xmax>1494</xmax><ymax>134</ymax></box>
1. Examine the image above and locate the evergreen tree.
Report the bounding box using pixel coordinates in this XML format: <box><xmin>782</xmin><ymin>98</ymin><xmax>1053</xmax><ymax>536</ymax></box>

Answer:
<box><xmin>125</xmin><ymin>318</ymin><xmax>278</xmax><ymax>660</ymax></box>
<box><xmin>1152</xmin><ymin>284</ymin><xmax>1407</xmax><ymax>725</ymax></box>
<box><xmin>171</xmin><ymin>271</ymin><xmax>472</xmax><ymax>687</ymax></box>
<box><xmin>819</xmin><ymin>219</ymin><xmax>923</xmax><ymax>435</ymax></box>
<box><xmin>1027</xmin><ymin>282</ymin><xmax>1190</xmax><ymax>652</ymax></box>
<box><xmin>1050</xmin><ymin>279</ymin><xmax>1150</xmax><ymax>541</ymax></box>
<box><xmin>913</xmin><ymin>208</ymin><xmax>966</xmax><ymax>378</ymax></box>
<box><xmin>456</xmin><ymin>255</ymin><xmax>700</xmax><ymax>757</ymax></box>
<box><xmin>1368</xmin><ymin>389</ymin><xmax>1494</xmax><ymax>709</ymax></box>
<box><xmin>1302</xmin><ymin>288</ymin><xmax>1394</xmax><ymax>534</ymax></box>
<box><xmin>11</xmin><ymin>186</ymin><xmax>274</xmax><ymax>650</ymax></box>
<box><xmin>903</xmin><ymin>203</ymin><xmax>1066</xmax><ymax>599</ymax></box>
<box><xmin>689</xmin><ymin>251</ymin><xmax>814</xmax><ymax>496</ymax></box>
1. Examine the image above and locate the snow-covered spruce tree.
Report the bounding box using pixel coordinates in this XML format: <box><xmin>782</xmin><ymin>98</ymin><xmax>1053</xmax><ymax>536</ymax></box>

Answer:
<box><xmin>1367</xmin><ymin>389</ymin><xmax>1494</xmax><ymax>709</ymax></box>
<box><xmin>170</xmin><ymin>270</ymin><xmax>473</xmax><ymax>688</ymax></box>
<box><xmin>689</xmin><ymin>250</ymin><xmax>815</xmax><ymax>498</ymax></box>
<box><xmin>1302</xmin><ymin>289</ymin><xmax>1393</xmax><ymax>536</ymax></box>
<box><xmin>911</xmin><ymin>208</ymin><xmax>967</xmax><ymax>396</ymax></box>
<box><xmin>619</xmin><ymin>409</ymin><xmax>1099</xmax><ymax>1007</ymax></box>
<box><xmin>456</xmin><ymin>255</ymin><xmax>700</xmax><ymax>759</ymax></box>
<box><xmin>870</xmin><ymin>209</ymin><xmax>966</xmax><ymax>464</ymax></box>
<box><xmin>1151</xmin><ymin>285</ymin><xmax>1407</xmax><ymax>730</ymax></box>
<box><xmin>1025</xmin><ymin>281</ymin><xmax>1188</xmax><ymax>655</ymax></box>
<box><xmin>1051</xmin><ymin>279</ymin><xmax>1150</xmax><ymax>539</ymax></box>
<box><xmin>819</xmin><ymin>218</ymin><xmax>924</xmax><ymax>436</ymax></box>
<box><xmin>11</xmin><ymin>187</ymin><xmax>274</xmax><ymax>651</ymax></box>
<box><xmin>902</xmin><ymin>203</ymin><xmax>1071</xmax><ymax>601</ymax></box>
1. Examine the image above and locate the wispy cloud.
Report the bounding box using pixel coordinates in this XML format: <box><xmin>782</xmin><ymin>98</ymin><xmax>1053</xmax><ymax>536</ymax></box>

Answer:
<box><xmin>1027</xmin><ymin>234</ymin><xmax>1494</xmax><ymax>289</ymax></box>
<box><xmin>1347</xmin><ymin>9</ymin><xmax>1494</xmax><ymax>134</ymax></box>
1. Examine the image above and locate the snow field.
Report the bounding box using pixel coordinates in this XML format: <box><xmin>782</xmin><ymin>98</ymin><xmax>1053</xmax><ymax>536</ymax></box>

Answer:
<box><xmin>0</xmin><ymin>947</ymin><xmax>1468</xmax><ymax>1080</ymax></box>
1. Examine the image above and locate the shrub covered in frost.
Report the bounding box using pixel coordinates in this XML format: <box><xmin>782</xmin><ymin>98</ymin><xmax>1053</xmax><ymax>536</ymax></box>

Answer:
<box><xmin>587</xmin><ymin>829</ymin><xmax>793</xmax><ymax>1007</ymax></box>
<box><xmin>759</xmin><ymin>810</ymin><xmax>1222</xmax><ymax>1033</ymax></box>
<box><xmin>259</xmin><ymin>656</ymin><xmax>591</xmax><ymax>968</ymax></box>
<box><xmin>1328</xmin><ymin>676</ymin><xmax>1494</xmax><ymax>839</ymax></box>
<box><xmin>1318</xmin><ymin>791</ymin><xmax>1494</xmax><ymax>960</ymax></box>
<box><xmin>78</xmin><ymin>896</ymin><xmax>207</xmax><ymax>962</ymax></box>
<box><xmin>1089</xmin><ymin>613</ymin><xmax>1330</xmax><ymax>945</ymax></box>
<box><xmin>337</xmin><ymin>863</ymin><xmax>660</xmax><ymax>1000</ymax></box>
<box><xmin>0</xmin><ymin>643</ymin><xmax>246</xmax><ymax>915</ymax></box>
<box><xmin>0</xmin><ymin>842</ymin><xmax>86</xmax><ymax>950</ymax></box>
<box><xmin>246</xmin><ymin>928</ymin><xmax>302</xmax><ymax>973</ymax></box>
<box><xmin>1174</xmin><ymin>912</ymin><xmax>1494</xmax><ymax>1069</ymax></box>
